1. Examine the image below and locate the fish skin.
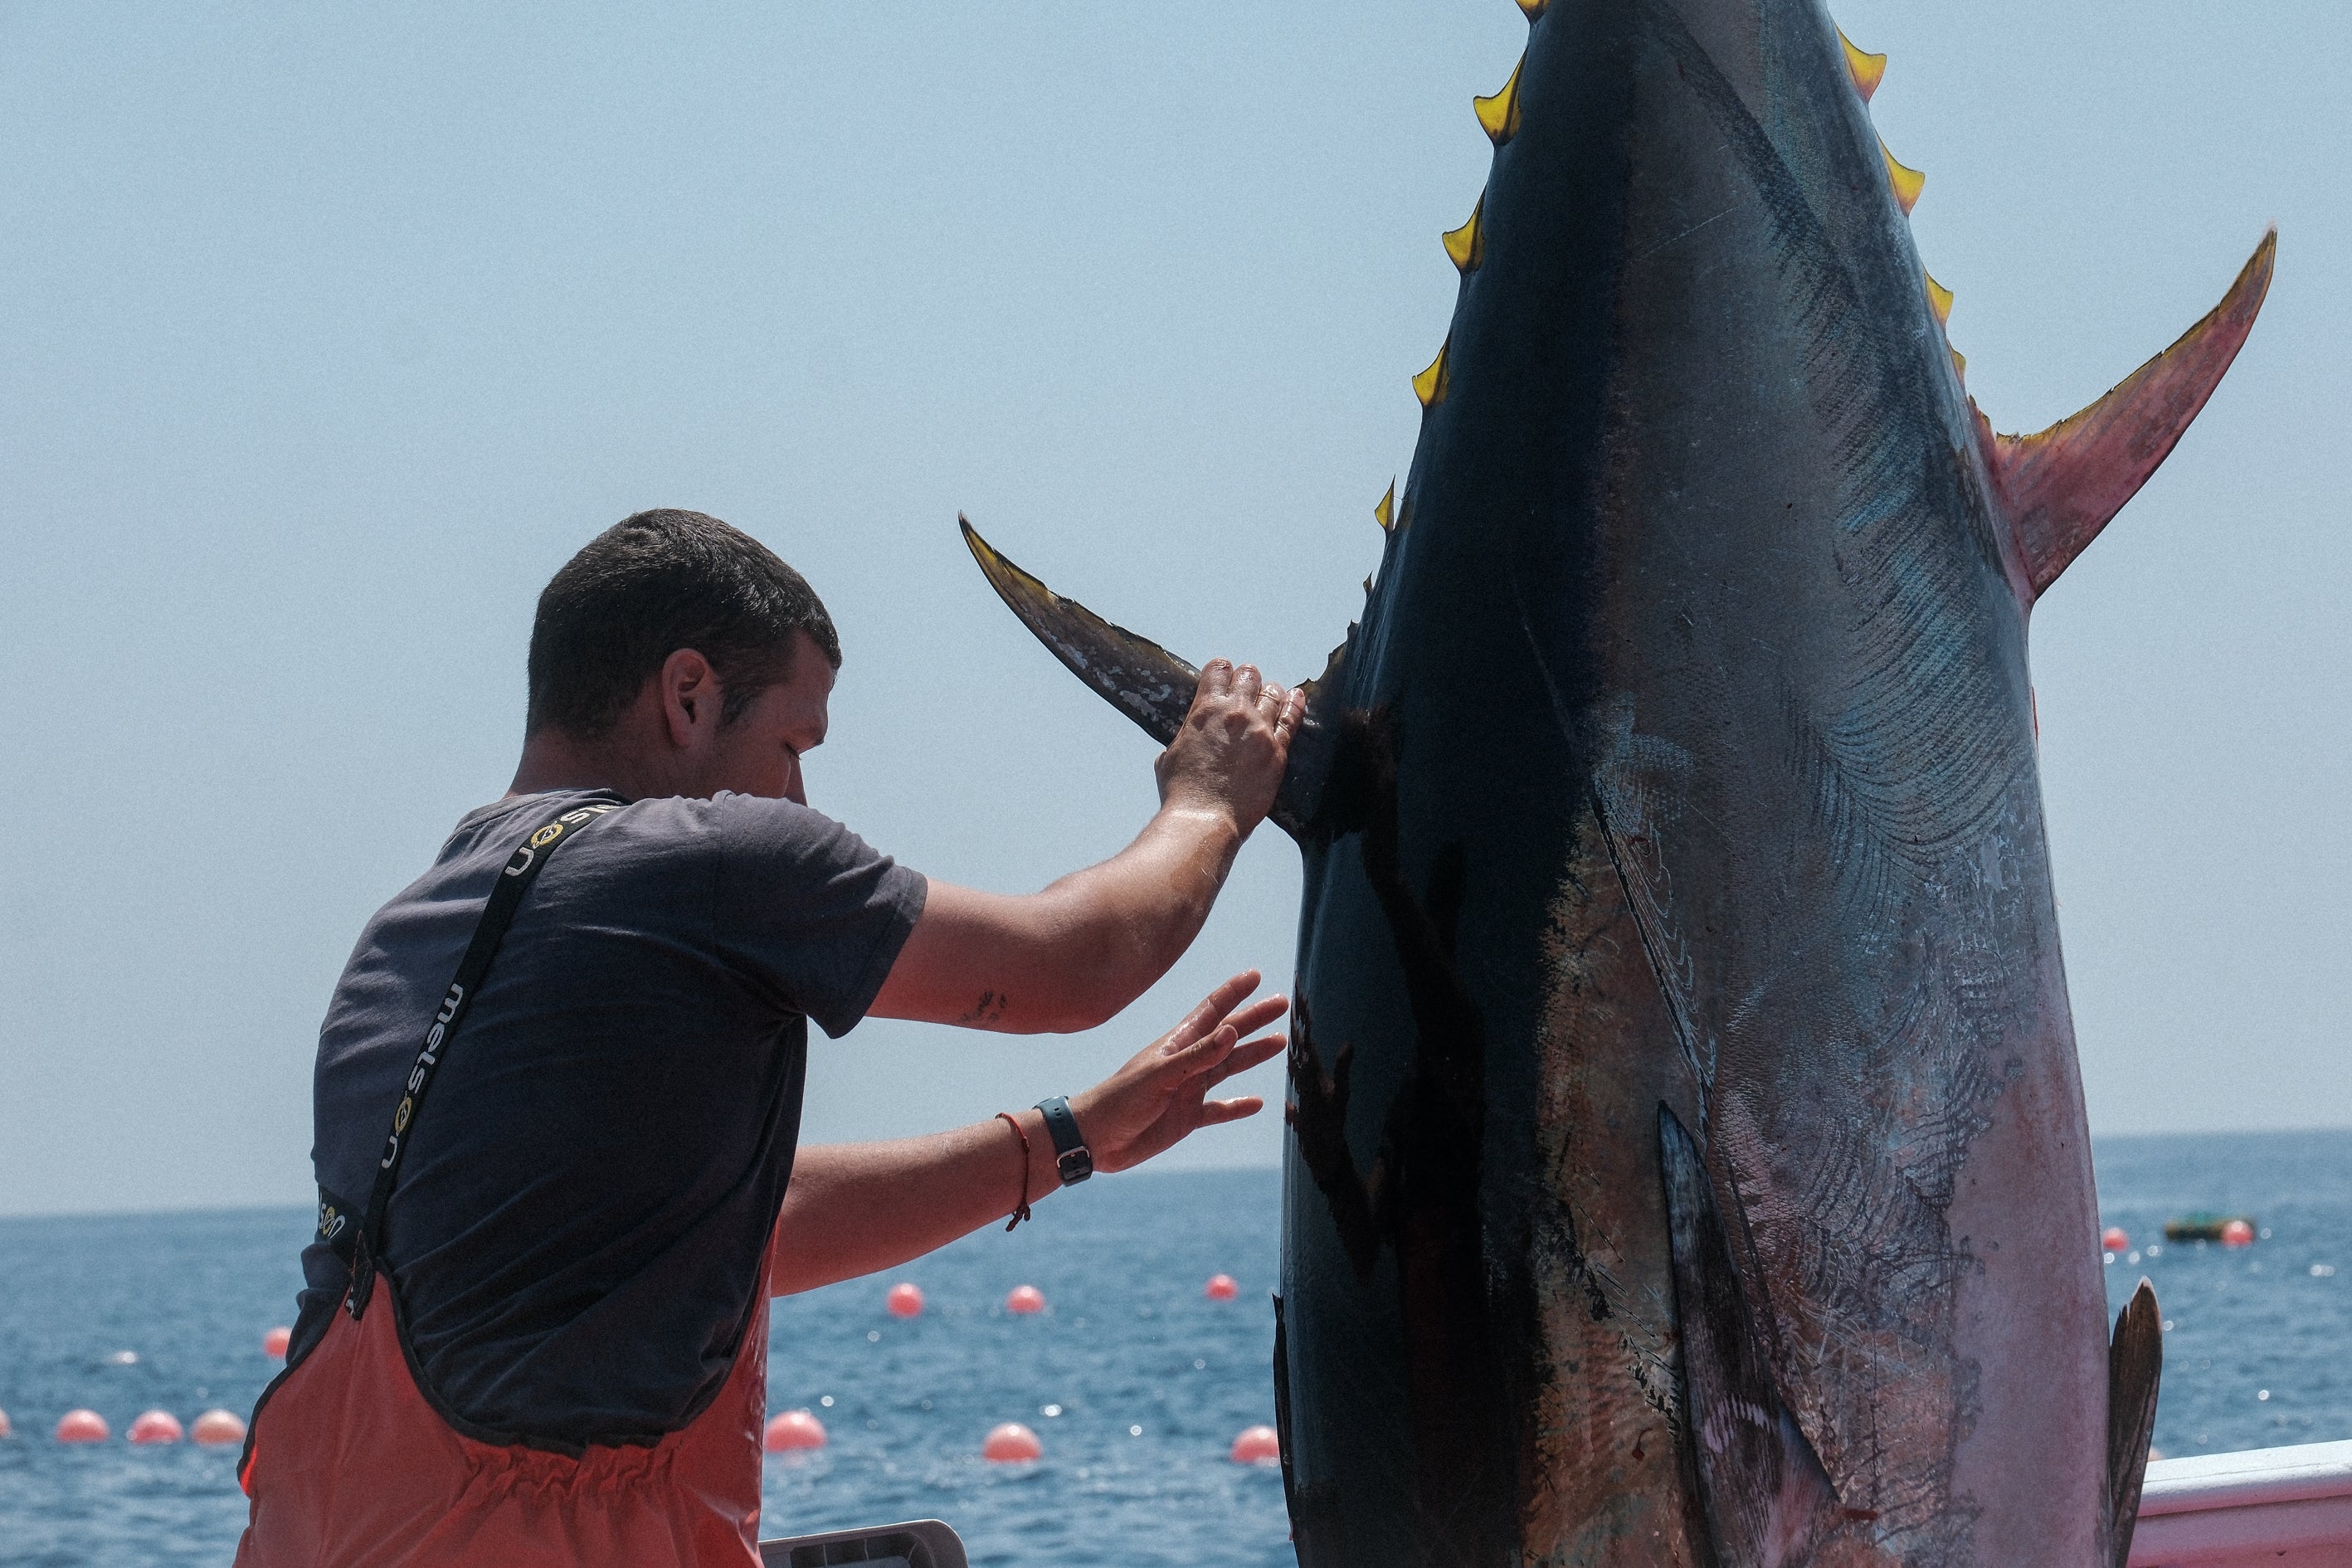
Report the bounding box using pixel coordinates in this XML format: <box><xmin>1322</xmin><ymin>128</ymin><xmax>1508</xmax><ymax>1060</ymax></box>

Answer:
<box><xmin>964</xmin><ymin>0</ymin><xmax>2269</xmax><ymax>1561</ymax></box>
<box><xmin>1282</xmin><ymin>2</ymin><xmax>2047</xmax><ymax>1551</ymax></box>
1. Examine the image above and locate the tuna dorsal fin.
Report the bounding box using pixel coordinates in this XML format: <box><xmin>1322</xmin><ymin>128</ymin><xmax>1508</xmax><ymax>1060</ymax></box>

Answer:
<box><xmin>1657</xmin><ymin>1106</ymin><xmax>1840</xmax><ymax>1568</ymax></box>
<box><xmin>958</xmin><ymin>515</ymin><xmax>1342</xmax><ymax>840</ymax></box>
<box><xmin>2105</xmin><ymin>1279</ymin><xmax>2164</xmax><ymax>1568</ymax></box>
<box><xmin>1981</xmin><ymin>230</ymin><xmax>2276</xmax><ymax>602</ymax></box>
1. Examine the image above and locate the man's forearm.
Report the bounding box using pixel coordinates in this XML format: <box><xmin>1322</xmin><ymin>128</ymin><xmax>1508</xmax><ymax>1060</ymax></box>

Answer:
<box><xmin>872</xmin><ymin>802</ymin><xmax>1244</xmax><ymax>1035</ymax></box>
<box><xmin>767</xmin><ymin>1113</ymin><xmax>1064</xmax><ymax>1296</ymax></box>
<box><xmin>868</xmin><ymin>661</ymin><xmax>1295</xmax><ymax>1035</ymax></box>
<box><xmin>1032</xmin><ymin>803</ymin><xmax>1241</xmax><ymax>1025</ymax></box>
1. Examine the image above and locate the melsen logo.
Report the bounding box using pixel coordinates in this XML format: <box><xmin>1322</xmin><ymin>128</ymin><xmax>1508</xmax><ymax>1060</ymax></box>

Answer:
<box><xmin>381</xmin><ymin>981</ymin><xmax>465</xmax><ymax>1167</ymax></box>
<box><xmin>504</xmin><ymin>802</ymin><xmax>615</xmax><ymax>877</ymax></box>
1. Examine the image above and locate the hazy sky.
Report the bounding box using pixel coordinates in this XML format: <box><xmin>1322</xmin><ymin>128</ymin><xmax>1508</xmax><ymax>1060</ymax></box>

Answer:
<box><xmin>0</xmin><ymin>2</ymin><xmax>2343</xmax><ymax>1218</ymax></box>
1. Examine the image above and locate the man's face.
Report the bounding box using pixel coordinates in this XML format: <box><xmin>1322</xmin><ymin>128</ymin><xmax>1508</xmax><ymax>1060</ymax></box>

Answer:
<box><xmin>697</xmin><ymin>631</ymin><xmax>835</xmax><ymax>805</ymax></box>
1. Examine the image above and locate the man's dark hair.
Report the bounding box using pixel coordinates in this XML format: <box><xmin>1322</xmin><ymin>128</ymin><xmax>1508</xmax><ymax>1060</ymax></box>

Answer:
<box><xmin>526</xmin><ymin>509</ymin><xmax>841</xmax><ymax>738</ymax></box>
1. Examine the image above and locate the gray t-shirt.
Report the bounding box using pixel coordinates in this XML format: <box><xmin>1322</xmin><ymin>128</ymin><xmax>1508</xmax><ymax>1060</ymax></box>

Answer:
<box><xmin>297</xmin><ymin>788</ymin><xmax>926</xmax><ymax>1450</ymax></box>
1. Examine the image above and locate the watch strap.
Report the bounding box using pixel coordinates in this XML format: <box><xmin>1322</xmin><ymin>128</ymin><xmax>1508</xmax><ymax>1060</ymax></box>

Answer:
<box><xmin>1034</xmin><ymin>1095</ymin><xmax>1093</xmax><ymax>1185</ymax></box>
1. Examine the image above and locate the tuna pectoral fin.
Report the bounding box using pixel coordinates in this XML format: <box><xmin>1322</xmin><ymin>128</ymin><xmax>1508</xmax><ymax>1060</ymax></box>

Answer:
<box><xmin>2106</xmin><ymin>1280</ymin><xmax>2164</xmax><ymax>1568</ymax></box>
<box><xmin>961</xmin><ymin>515</ymin><xmax>1200</xmax><ymax>745</ymax></box>
<box><xmin>1981</xmin><ymin>229</ymin><xmax>2275</xmax><ymax>601</ymax></box>
<box><xmin>1658</xmin><ymin>1107</ymin><xmax>1838</xmax><ymax>1568</ymax></box>
<box><xmin>959</xmin><ymin>515</ymin><xmax>1342</xmax><ymax>839</ymax></box>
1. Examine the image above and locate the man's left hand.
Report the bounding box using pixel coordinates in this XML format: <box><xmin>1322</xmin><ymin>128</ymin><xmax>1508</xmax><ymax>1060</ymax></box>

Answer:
<box><xmin>1068</xmin><ymin>971</ymin><xmax>1288</xmax><ymax>1174</ymax></box>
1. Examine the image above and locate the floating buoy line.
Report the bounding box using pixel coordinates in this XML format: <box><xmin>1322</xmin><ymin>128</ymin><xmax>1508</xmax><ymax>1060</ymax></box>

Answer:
<box><xmin>27</xmin><ymin>1406</ymin><xmax>246</xmax><ymax>1446</ymax></box>
<box><xmin>15</xmin><ymin>1279</ymin><xmax>1285</xmax><ymax>1466</ymax></box>
<box><xmin>837</xmin><ymin>1278</ymin><xmax>1285</xmax><ymax>1465</ymax></box>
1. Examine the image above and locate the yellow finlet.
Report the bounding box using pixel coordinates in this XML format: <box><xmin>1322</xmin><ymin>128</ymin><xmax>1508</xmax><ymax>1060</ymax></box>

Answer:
<box><xmin>1882</xmin><ymin>139</ymin><xmax>1925</xmax><ymax>216</ymax></box>
<box><xmin>1516</xmin><ymin>0</ymin><xmax>1547</xmax><ymax>19</ymax></box>
<box><xmin>1375</xmin><ymin>481</ymin><xmax>1396</xmax><ymax>531</ymax></box>
<box><xmin>1414</xmin><ymin>339</ymin><xmax>1450</xmax><ymax>408</ymax></box>
<box><xmin>1926</xmin><ymin>272</ymin><xmax>1954</xmax><ymax>327</ymax></box>
<box><xmin>1838</xmin><ymin>29</ymin><xmax>1886</xmax><ymax>102</ymax></box>
<box><xmin>1475</xmin><ymin>58</ymin><xmax>1523</xmax><ymax>145</ymax></box>
<box><xmin>1444</xmin><ymin>195</ymin><xmax>1486</xmax><ymax>273</ymax></box>
<box><xmin>1950</xmin><ymin>347</ymin><xmax>1967</xmax><ymax>382</ymax></box>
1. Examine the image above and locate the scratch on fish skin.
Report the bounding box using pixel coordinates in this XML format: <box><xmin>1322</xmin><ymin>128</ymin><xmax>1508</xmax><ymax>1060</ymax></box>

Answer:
<box><xmin>1592</xmin><ymin>791</ymin><xmax>1712</xmax><ymax>1126</ymax></box>
<box><xmin>1628</xmin><ymin>200</ymin><xmax>1743</xmax><ymax>265</ymax></box>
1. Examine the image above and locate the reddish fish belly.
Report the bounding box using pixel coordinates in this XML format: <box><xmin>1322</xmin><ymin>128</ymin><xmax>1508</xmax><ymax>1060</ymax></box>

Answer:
<box><xmin>1523</xmin><ymin>704</ymin><xmax>2112</xmax><ymax>1567</ymax></box>
<box><xmin>1941</xmin><ymin>1012</ymin><xmax>2109</xmax><ymax>1568</ymax></box>
<box><xmin>1525</xmin><ymin>810</ymin><xmax>1707</xmax><ymax>1566</ymax></box>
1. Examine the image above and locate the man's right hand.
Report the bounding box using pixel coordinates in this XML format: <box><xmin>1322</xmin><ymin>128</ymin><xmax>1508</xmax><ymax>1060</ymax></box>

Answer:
<box><xmin>1153</xmin><ymin>660</ymin><xmax>1305</xmax><ymax>837</ymax></box>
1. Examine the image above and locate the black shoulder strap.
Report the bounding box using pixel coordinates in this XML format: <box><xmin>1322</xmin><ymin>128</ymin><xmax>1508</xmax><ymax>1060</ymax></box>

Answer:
<box><xmin>342</xmin><ymin>793</ymin><xmax>621</xmax><ymax>1318</ymax></box>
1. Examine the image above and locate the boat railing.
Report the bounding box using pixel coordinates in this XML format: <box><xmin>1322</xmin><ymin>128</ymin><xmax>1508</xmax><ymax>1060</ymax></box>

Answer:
<box><xmin>747</xmin><ymin>1447</ymin><xmax>2352</xmax><ymax>1568</ymax></box>
<box><xmin>2130</xmin><ymin>1439</ymin><xmax>2352</xmax><ymax>1567</ymax></box>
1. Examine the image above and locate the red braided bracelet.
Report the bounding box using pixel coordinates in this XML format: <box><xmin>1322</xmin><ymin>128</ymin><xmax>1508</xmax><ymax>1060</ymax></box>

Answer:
<box><xmin>996</xmin><ymin>1111</ymin><xmax>1034</xmax><ymax>1231</ymax></box>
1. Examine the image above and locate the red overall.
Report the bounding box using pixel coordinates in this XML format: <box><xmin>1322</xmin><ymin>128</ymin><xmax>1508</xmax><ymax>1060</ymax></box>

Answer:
<box><xmin>233</xmin><ymin>1260</ymin><xmax>772</xmax><ymax>1568</ymax></box>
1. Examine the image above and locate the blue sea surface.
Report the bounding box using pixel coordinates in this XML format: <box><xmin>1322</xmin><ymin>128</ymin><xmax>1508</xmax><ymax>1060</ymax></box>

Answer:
<box><xmin>2</xmin><ymin>1141</ymin><xmax>2350</xmax><ymax>1566</ymax></box>
<box><xmin>2091</xmin><ymin>1131</ymin><xmax>2352</xmax><ymax>1456</ymax></box>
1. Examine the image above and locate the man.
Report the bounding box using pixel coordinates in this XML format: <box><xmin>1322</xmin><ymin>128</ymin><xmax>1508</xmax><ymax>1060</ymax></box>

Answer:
<box><xmin>236</xmin><ymin>509</ymin><xmax>1303</xmax><ymax>1566</ymax></box>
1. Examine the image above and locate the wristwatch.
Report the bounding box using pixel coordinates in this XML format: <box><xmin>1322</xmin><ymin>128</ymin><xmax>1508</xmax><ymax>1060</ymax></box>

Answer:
<box><xmin>1034</xmin><ymin>1096</ymin><xmax>1093</xmax><ymax>1186</ymax></box>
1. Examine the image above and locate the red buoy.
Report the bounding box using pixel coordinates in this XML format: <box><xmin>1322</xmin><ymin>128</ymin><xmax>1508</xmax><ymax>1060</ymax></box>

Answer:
<box><xmin>763</xmin><ymin>1409</ymin><xmax>828</xmax><ymax>1452</ymax></box>
<box><xmin>55</xmin><ymin>1410</ymin><xmax>109</xmax><ymax>1444</ymax></box>
<box><xmin>2101</xmin><ymin>1226</ymin><xmax>2130</xmax><ymax>1254</ymax></box>
<box><xmin>886</xmin><ymin>1282</ymin><xmax>925</xmax><ymax>1318</ymax></box>
<box><xmin>1005</xmin><ymin>1284</ymin><xmax>1046</xmax><ymax>1315</ymax></box>
<box><xmin>1231</xmin><ymin>1424</ymin><xmax>1282</xmax><ymax>1465</ymax></box>
<box><xmin>192</xmin><ymin>1409</ymin><xmax>247</xmax><ymax>1447</ymax></box>
<box><xmin>983</xmin><ymin>1422</ymin><xmax>1043</xmax><ymax>1462</ymax></box>
<box><xmin>263</xmin><ymin>1325</ymin><xmax>292</xmax><ymax>1359</ymax></box>
<box><xmin>129</xmin><ymin>1410</ymin><xmax>183</xmax><ymax>1445</ymax></box>
<box><xmin>2221</xmin><ymin>1219</ymin><xmax>2257</xmax><ymax>1248</ymax></box>
<box><xmin>1205</xmin><ymin>1273</ymin><xmax>1239</xmax><ymax>1301</ymax></box>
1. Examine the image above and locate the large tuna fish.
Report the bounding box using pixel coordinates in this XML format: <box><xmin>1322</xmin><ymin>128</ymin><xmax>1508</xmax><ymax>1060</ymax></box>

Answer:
<box><xmin>961</xmin><ymin>0</ymin><xmax>2272</xmax><ymax>1562</ymax></box>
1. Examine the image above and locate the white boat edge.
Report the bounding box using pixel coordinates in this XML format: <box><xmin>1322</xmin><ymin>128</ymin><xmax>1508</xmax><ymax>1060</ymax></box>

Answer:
<box><xmin>745</xmin><ymin>1448</ymin><xmax>2352</xmax><ymax>1567</ymax></box>
<box><xmin>2130</xmin><ymin>1439</ymin><xmax>2352</xmax><ymax>1567</ymax></box>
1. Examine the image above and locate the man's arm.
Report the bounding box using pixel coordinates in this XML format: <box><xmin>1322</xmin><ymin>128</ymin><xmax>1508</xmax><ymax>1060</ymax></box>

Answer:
<box><xmin>868</xmin><ymin>659</ymin><xmax>1303</xmax><ymax>1035</ymax></box>
<box><xmin>769</xmin><ymin>973</ymin><xmax>1287</xmax><ymax>1295</ymax></box>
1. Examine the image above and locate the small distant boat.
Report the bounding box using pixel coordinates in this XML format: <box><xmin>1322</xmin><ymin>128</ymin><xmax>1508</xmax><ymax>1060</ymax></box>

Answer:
<box><xmin>2165</xmin><ymin>1214</ymin><xmax>2259</xmax><ymax>1244</ymax></box>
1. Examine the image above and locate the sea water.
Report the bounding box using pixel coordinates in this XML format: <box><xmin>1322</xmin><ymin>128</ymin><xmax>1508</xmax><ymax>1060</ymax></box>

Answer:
<box><xmin>3</xmin><ymin>1140</ymin><xmax>2350</xmax><ymax>1566</ymax></box>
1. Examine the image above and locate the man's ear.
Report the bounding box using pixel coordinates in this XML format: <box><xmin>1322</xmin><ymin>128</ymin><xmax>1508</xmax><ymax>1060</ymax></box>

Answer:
<box><xmin>658</xmin><ymin>649</ymin><xmax>719</xmax><ymax>749</ymax></box>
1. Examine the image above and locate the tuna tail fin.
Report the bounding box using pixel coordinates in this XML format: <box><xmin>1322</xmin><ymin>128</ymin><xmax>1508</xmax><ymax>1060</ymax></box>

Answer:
<box><xmin>2105</xmin><ymin>1279</ymin><xmax>2164</xmax><ymax>1568</ymax></box>
<box><xmin>1657</xmin><ymin>1106</ymin><xmax>1842</xmax><ymax>1568</ymax></box>
<box><xmin>1979</xmin><ymin>229</ymin><xmax>2275</xmax><ymax>602</ymax></box>
<box><xmin>958</xmin><ymin>515</ymin><xmax>1341</xmax><ymax>840</ymax></box>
